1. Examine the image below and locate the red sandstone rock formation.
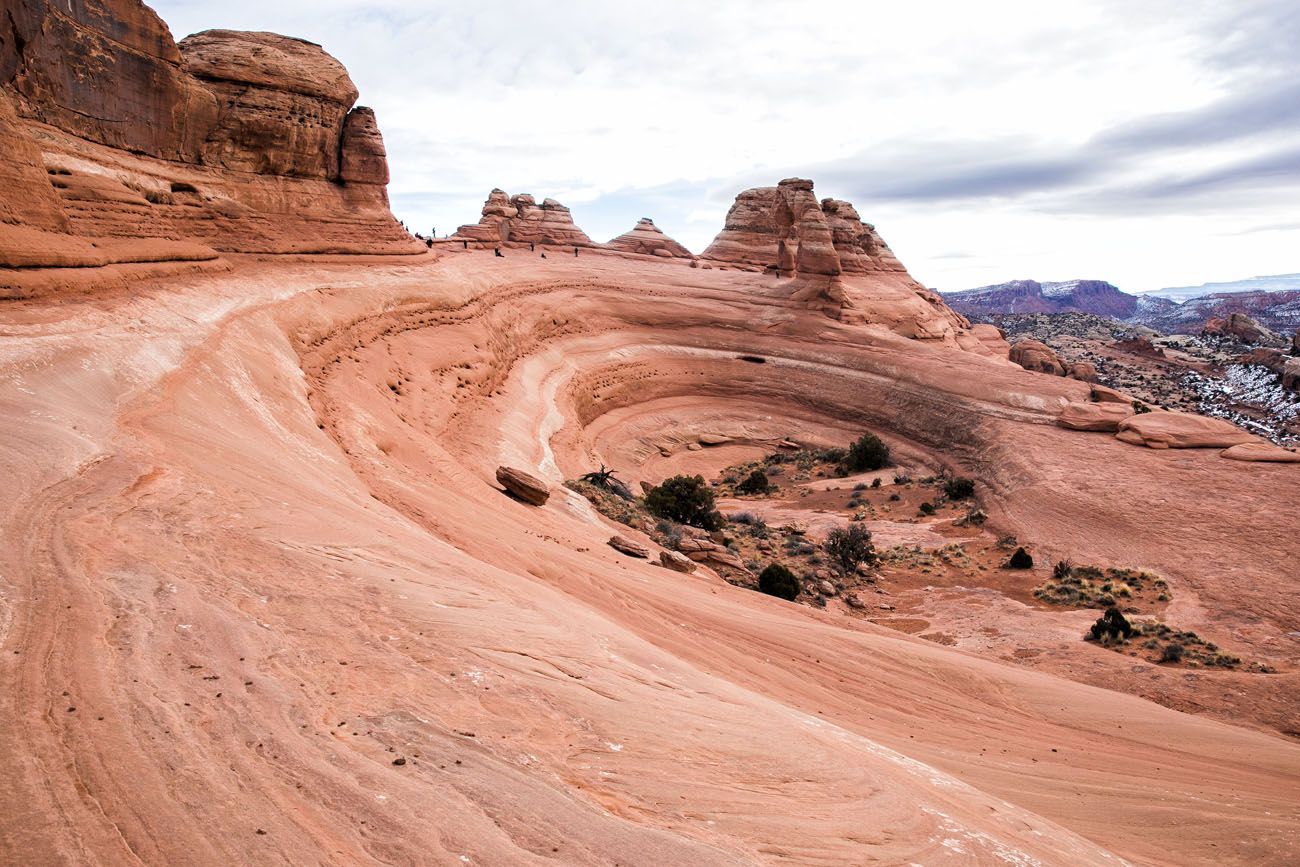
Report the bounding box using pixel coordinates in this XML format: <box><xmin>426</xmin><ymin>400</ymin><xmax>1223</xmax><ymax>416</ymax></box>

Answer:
<box><xmin>606</xmin><ymin>218</ymin><xmax>693</xmax><ymax>258</ymax></box>
<box><xmin>454</xmin><ymin>190</ymin><xmax>595</xmax><ymax>247</ymax></box>
<box><xmin>702</xmin><ymin>178</ymin><xmax>909</xmax><ymax>278</ymax></box>
<box><xmin>1009</xmin><ymin>339</ymin><xmax>1066</xmax><ymax>375</ymax></box>
<box><xmin>1202</xmin><ymin>312</ymin><xmax>1276</xmax><ymax>344</ymax></box>
<box><xmin>0</xmin><ymin>0</ymin><xmax>417</xmax><ymax>297</ymax></box>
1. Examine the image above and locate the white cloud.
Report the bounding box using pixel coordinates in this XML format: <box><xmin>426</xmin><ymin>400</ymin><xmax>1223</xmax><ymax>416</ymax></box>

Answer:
<box><xmin>151</xmin><ymin>0</ymin><xmax>1300</xmax><ymax>292</ymax></box>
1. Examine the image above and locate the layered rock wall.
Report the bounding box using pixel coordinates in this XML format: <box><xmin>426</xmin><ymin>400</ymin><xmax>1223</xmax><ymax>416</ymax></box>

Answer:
<box><xmin>0</xmin><ymin>0</ymin><xmax>417</xmax><ymax>294</ymax></box>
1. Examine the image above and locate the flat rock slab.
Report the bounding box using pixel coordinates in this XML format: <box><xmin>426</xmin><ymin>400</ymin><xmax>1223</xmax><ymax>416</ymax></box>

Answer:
<box><xmin>660</xmin><ymin>550</ymin><xmax>697</xmax><ymax>572</ymax></box>
<box><xmin>1115</xmin><ymin>411</ymin><xmax>1257</xmax><ymax>449</ymax></box>
<box><xmin>495</xmin><ymin>466</ymin><xmax>550</xmax><ymax>505</ymax></box>
<box><xmin>608</xmin><ymin>535</ymin><xmax>650</xmax><ymax>558</ymax></box>
<box><xmin>1220</xmin><ymin>442</ymin><xmax>1300</xmax><ymax>463</ymax></box>
<box><xmin>1057</xmin><ymin>401</ymin><xmax>1133</xmax><ymax>432</ymax></box>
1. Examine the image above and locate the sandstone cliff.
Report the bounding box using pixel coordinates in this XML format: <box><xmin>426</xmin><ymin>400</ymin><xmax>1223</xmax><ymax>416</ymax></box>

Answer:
<box><xmin>0</xmin><ymin>0</ymin><xmax>418</xmax><ymax>297</ymax></box>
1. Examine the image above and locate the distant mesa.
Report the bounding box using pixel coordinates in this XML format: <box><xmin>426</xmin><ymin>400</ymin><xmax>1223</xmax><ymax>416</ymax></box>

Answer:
<box><xmin>943</xmin><ymin>277</ymin><xmax>1300</xmax><ymax>336</ymax></box>
<box><xmin>454</xmin><ymin>190</ymin><xmax>595</xmax><ymax>248</ymax></box>
<box><xmin>701</xmin><ymin>178</ymin><xmax>907</xmax><ymax>277</ymax></box>
<box><xmin>943</xmin><ymin>279</ymin><xmax>1138</xmax><ymax>320</ymax></box>
<box><xmin>606</xmin><ymin>218</ymin><xmax>693</xmax><ymax>259</ymax></box>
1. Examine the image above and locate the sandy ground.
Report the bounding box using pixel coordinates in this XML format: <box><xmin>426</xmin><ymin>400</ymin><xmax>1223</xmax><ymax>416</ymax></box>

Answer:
<box><xmin>1</xmin><ymin>248</ymin><xmax>1298</xmax><ymax>865</ymax></box>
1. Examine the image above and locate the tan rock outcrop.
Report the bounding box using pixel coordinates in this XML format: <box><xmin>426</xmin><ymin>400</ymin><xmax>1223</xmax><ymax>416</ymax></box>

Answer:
<box><xmin>1114</xmin><ymin>411</ymin><xmax>1257</xmax><ymax>449</ymax></box>
<box><xmin>659</xmin><ymin>550</ymin><xmax>698</xmax><ymax>572</ymax></box>
<box><xmin>1202</xmin><ymin>313</ymin><xmax>1275</xmax><ymax>344</ymax></box>
<box><xmin>1219</xmin><ymin>442</ymin><xmax>1300</xmax><ymax>463</ymax></box>
<box><xmin>820</xmin><ymin>198</ymin><xmax>907</xmax><ymax>273</ymax></box>
<box><xmin>1009</xmin><ymin>340</ymin><xmax>1066</xmax><ymax>375</ymax></box>
<box><xmin>1066</xmin><ymin>362</ymin><xmax>1099</xmax><ymax>382</ymax></box>
<box><xmin>1057</xmin><ymin>402</ymin><xmax>1134</xmax><ymax>432</ymax></box>
<box><xmin>606</xmin><ymin>218</ymin><xmax>693</xmax><ymax>258</ymax></box>
<box><xmin>454</xmin><ymin>191</ymin><xmax>595</xmax><ymax>247</ymax></box>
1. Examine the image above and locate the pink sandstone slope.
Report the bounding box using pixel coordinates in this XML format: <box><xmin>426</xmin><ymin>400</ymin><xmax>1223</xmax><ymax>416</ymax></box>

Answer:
<box><xmin>2</xmin><ymin>3</ymin><xmax>1300</xmax><ymax>866</ymax></box>
<box><xmin>2</xmin><ymin>250</ymin><xmax>1298</xmax><ymax>866</ymax></box>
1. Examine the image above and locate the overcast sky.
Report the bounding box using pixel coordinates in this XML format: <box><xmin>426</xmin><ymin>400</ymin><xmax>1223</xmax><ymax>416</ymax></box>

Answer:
<box><xmin>152</xmin><ymin>0</ymin><xmax>1299</xmax><ymax>292</ymax></box>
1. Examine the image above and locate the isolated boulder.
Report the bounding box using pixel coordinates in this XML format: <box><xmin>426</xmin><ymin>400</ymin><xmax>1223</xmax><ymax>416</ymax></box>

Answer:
<box><xmin>1009</xmin><ymin>340</ymin><xmax>1066</xmax><ymax>375</ymax></box>
<box><xmin>608</xmin><ymin>535</ymin><xmax>650</xmax><ymax>558</ymax></box>
<box><xmin>659</xmin><ymin>550</ymin><xmax>697</xmax><ymax>572</ymax></box>
<box><xmin>1202</xmin><ymin>313</ymin><xmax>1275</xmax><ymax>344</ymax></box>
<box><xmin>1066</xmin><ymin>362</ymin><xmax>1098</xmax><ymax>382</ymax></box>
<box><xmin>495</xmin><ymin>466</ymin><xmax>550</xmax><ymax>505</ymax></box>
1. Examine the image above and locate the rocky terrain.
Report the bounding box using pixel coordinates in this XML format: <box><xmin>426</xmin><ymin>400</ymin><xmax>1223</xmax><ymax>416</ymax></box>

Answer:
<box><xmin>2</xmin><ymin>3</ymin><xmax>1299</xmax><ymax>866</ymax></box>
<box><xmin>989</xmin><ymin>311</ymin><xmax>1300</xmax><ymax>444</ymax></box>
<box><xmin>946</xmin><ymin>276</ymin><xmax>1300</xmax><ymax>336</ymax></box>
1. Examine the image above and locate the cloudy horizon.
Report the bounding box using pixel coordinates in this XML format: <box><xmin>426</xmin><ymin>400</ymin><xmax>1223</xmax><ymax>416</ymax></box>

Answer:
<box><xmin>152</xmin><ymin>0</ymin><xmax>1300</xmax><ymax>293</ymax></box>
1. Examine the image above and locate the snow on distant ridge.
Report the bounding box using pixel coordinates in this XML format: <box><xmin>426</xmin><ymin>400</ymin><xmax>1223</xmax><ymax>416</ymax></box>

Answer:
<box><xmin>1150</xmin><ymin>273</ymin><xmax>1300</xmax><ymax>302</ymax></box>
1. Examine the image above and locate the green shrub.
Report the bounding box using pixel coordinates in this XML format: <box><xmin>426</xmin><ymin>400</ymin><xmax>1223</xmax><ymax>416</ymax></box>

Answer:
<box><xmin>822</xmin><ymin>524</ymin><xmax>876</xmax><ymax>574</ymax></box>
<box><xmin>918</xmin><ymin>502</ymin><xmax>935</xmax><ymax>515</ymax></box>
<box><xmin>1006</xmin><ymin>547</ymin><xmax>1033</xmax><ymax>569</ymax></box>
<box><xmin>1088</xmin><ymin>606</ymin><xmax>1136</xmax><ymax>642</ymax></box>
<box><xmin>943</xmin><ymin>477</ymin><xmax>975</xmax><ymax>500</ymax></box>
<box><xmin>735</xmin><ymin>469</ymin><xmax>771</xmax><ymax>495</ymax></box>
<box><xmin>758</xmin><ymin>563</ymin><xmax>800</xmax><ymax>601</ymax></box>
<box><xmin>871</xmin><ymin>477</ymin><xmax>882</xmax><ymax>488</ymax></box>
<box><xmin>645</xmin><ymin>475</ymin><xmax>723</xmax><ymax>530</ymax></box>
<box><xmin>846</xmin><ymin>434</ymin><xmax>890</xmax><ymax>472</ymax></box>
<box><xmin>1160</xmin><ymin>642</ymin><xmax>1185</xmax><ymax>663</ymax></box>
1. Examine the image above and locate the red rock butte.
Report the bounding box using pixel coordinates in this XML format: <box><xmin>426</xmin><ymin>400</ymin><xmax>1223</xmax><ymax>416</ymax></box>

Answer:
<box><xmin>2</xmin><ymin>3</ymin><xmax>1299</xmax><ymax>866</ymax></box>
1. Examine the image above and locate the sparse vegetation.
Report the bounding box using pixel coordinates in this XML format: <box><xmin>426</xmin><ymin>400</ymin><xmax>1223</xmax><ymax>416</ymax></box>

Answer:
<box><xmin>1035</xmin><ymin>563</ymin><xmax>1167</xmax><ymax>609</ymax></box>
<box><xmin>822</xmin><ymin>524</ymin><xmax>875</xmax><ymax>575</ymax></box>
<box><xmin>918</xmin><ymin>502</ymin><xmax>935</xmax><ymax>515</ymax></box>
<box><xmin>644</xmin><ymin>475</ymin><xmax>724</xmax><ymax>530</ymax></box>
<box><xmin>735</xmin><ymin>468</ymin><xmax>772</xmax><ymax>495</ymax></box>
<box><xmin>1006</xmin><ymin>547</ymin><xmax>1034</xmax><ymax>569</ymax></box>
<box><xmin>846</xmin><ymin>433</ymin><xmax>890</xmax><ymax>472</ymax></box>
<box><xmin>943</xmin><ymin>477</ymin><xmax>976</xmax><ymax>500</ymax></box>
<box><xmin>758</xmin><ymin>563</ymin><xmax>800</xmax><ymax>601</ymax></box>
<box><xmin>1086</xmin><ymin>615</ymin><xmax>1244</xmax><ymax>669</ymax></box>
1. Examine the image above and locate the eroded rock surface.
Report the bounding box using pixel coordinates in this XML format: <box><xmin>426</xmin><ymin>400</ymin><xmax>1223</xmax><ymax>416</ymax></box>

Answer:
<box><xmin>455</xmin><ymin>190</ymin><xmax>595</xmax><ymax>247</ymax></box>
<box><xmin>0</xmin><ymin>0</ymin><xmax>416</xmax><ymax>295</ymax></box>
<box><xmin>606</xmin><ymin>218</ymin><xmax>693</xmax><ymax>258</ymax></box>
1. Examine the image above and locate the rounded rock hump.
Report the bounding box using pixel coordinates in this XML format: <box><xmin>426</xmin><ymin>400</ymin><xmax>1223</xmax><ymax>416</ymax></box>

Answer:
<box><xmin>606</xmin><ymin>218</ymin><xmax>693</xmax><ymax>258</ymax></box>
<box><xmin>702</xmin><ymin>178</ymin><xmax>906</xmax><ymax>277</ymax></box>
<box><xmin>454</xmin><ymin>190</ymin><xmax>595</xmax><ymax>247</ymax></box>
